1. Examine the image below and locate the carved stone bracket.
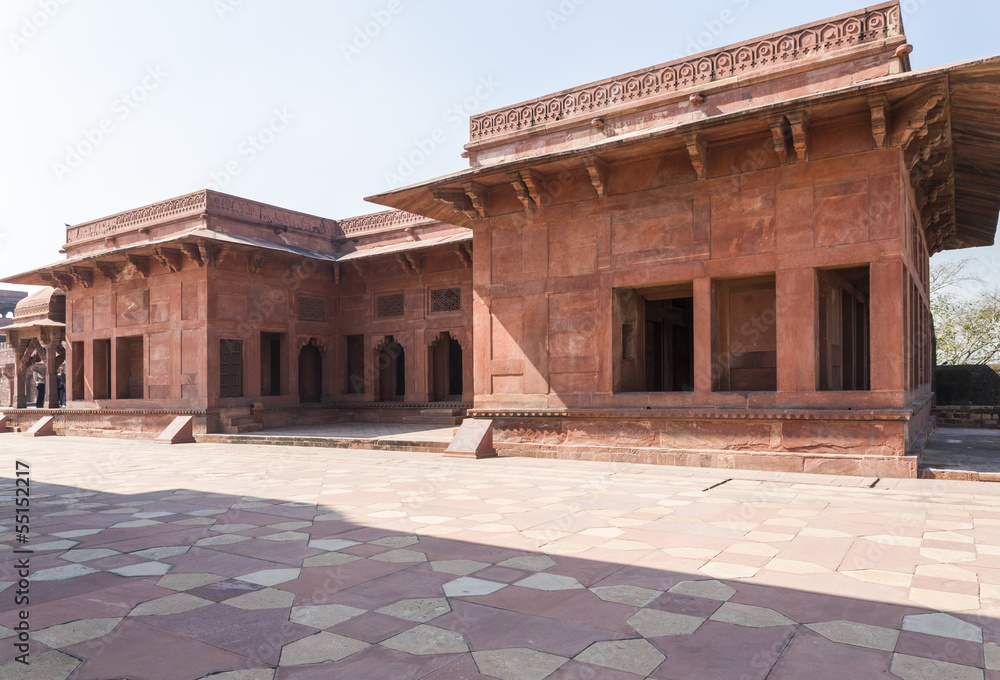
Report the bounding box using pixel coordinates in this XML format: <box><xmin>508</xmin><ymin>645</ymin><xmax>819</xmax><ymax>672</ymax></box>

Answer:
<box><xmin>214</xmin><ymin>246</ymin><xmax>232</xmax><ymax>268</ymax></box>
<box><xmin>197</xmin><ymin>243</ymin><xmax>214</xmax><ymax>268</ymax></box>
<box><xmin>122</xmin><ymin>255</ymin><xmax>149</xmax><ymax>280</ymax></box>
<box><xmin>181</xmin><ymin>243</ymin><xmax>204</xmax><ymax>268</ymax></box>
<box><xmin>893</xmin><ymin>90</ymin><xmax>946</xmax><ymax>152</ymax></box>
<box><xmin>396</xmin><ymin>252</ymin><xmax>421</xmax><ymax>276</ymax></box>
<box><xmin>584</xmin><ymin>156</ymin><xmax>609</xmax><ymax>197</ymax></box>
<box><xmin>432</xmin><ymin>189</ymin><xmax>480</xmax><ymax>221</ymax></box>
<box><xmin>68</xmin><ymin>267</ymin><xmax>93</xmax><ymax>289</ymax></box>
<box><xmin>249</xmin><ymin>253</ymin><xmax>267</xmax><ymax>275</ymax></box>
<box><xmin>786</xmin><ymin>111</ymin><xmax>810</xmax><ymax>162</ymax></box>
<box><xmin>96</xmin><ymin>261</ymin><xmax>119</xmax><ymax>282</ymax></box>
<box><xmin>454</xmin><ymin>243</ymin><xmax>472</xmax><ymax>269</ymax></box>
<box><xmin>463</xmin><ymin>182</ymin><xmax>489</xmax><ymax>218</ymax></box>
<box><xmin>681</xmin><ymin>133</ymin><xmax>708</xmax><ymax>179</ymax></box>
<box><xmin>153</xmin><ymin>247</ymin><xmax>182</xmax><ymax>274</ymax></box>
<box><xmin>869</xmin><ymin>94</ymin><xmax>890</xmax><ymax>149</ymax></box>
<box><xmin>520</xmin><ymin>170</ymin><xmax>544</xmax><ymax>209</ymax></box>
<box><xmin>768</xmin><ymin>115</ymin><xmax>790</xmax><ymax>165</ymax></box>
<box><xmin>509</xmin><ymin>172</ymin><xmax>534</xmax><ymax>211</ymax></box>
<box><xmin>333</xmin><ymin>262</ymin><xmax>341</xmax><ymax>285</ymax></box>
<box><xmin>352</xmin><ymin>262</ymin><xmax>367</xmax><ymax>282</ymax></box>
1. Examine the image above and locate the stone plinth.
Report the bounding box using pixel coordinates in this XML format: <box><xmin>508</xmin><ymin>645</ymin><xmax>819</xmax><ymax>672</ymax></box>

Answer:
<box><xmin>444</xmin><ymin>418</ymin><xmax>496</xmax><ymax>459</ymax></box>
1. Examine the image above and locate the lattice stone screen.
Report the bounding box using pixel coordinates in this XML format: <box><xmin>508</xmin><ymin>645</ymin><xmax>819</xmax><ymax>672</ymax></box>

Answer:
<box><xmin>376</xmin><ymin>293</ymin><xmax>405</xmax><ymax>319</ymax></box>
<box><xmin>298</xmin><ymin>296</ymin><xmax>327</xmax><ymax>322</ymax></box>
<box><xmin>430</xmin><ymin>287</ymin><xmax>461</xmax><ymax>314</ymax></box>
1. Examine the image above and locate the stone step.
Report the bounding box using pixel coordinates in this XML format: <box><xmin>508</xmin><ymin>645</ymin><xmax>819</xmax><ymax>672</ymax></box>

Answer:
<box><xmin>226</xmin><ymin>415</ymin><xmax>257</xmax><ymax>427</ymax></box>
<box><xmin>233</xmin><ymin>423</ymin><xmax>264</xmax><ymax>434</ymax></box>
<box><xmin>419</xmin><ymin>408</ymin><xmax>466</xmax><ymax>417</ymax></box>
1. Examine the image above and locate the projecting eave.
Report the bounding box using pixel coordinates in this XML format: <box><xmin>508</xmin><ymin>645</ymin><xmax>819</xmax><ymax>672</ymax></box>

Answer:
<box><xmin>367</xmin><ymin>55</ymin><xmax>1000</xmax><ymax>251</ymax></box>
<box><xmin>2</xmin><ymin>226</ymin><xmax>472</xmax><ymax>288</ymax></box>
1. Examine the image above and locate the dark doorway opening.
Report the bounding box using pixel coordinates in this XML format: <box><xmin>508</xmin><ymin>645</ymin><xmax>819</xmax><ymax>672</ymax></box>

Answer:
<box><xmin>644</xmin><ymin>298</ymin><xmax>695</xmax><ymax>392</ymax></box>
<box><xmin>377</xmin><ymin>338</ymin><xmax>405</xmax><ymax>401</ymax></box>
<box><xmin>346</xmin><ymin>334</ymin><xmax>365</xmax><ymax>394</ymax></box>
<box><xmin>93</xmin><ymin>339</ymin><xmax>111</xmax><ymax>400</ymax></box>
<box><xmin>115</xmin><ymin>335</ymin><xmax>144</xmax><ymax>400</ymax></box>
<box><xmin>431</xmin><ymin>333</ymin><xmax>464</xmax><ymax>401</ymax></box>
<box><xmin>71</xmin><ymin>341</ymin><xmax>84</xmax><ymax>402</ymax></box>
<box><xmin>298</xmin><ymin>341</ymin><xmax>323</xmax><ymax>403</ymax></box>
<box><xmin>261</xmin><ymin>332</ymin><xmax>283</xmax><ymax>396</ymax></box>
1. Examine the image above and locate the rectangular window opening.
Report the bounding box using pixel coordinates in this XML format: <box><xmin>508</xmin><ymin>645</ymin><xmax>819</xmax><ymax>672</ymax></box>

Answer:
<box><xmin>818</xmin><ymin>266</ymin><xmax>870</xmax><ymax>391</ymax></box>
<box><xmin>220</xmin><ymin>339</ymin><xmax>244</xmax><ymax>398</ymax></box>
<box><xmin>616</xmin><ymin>285</ymin><xmax>694</xmax><ymax>393</ymax></box>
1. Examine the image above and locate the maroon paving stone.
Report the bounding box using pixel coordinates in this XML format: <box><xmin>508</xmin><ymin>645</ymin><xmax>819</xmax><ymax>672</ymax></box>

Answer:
<box><xmin>894</xmin><ymin>630</ymin><xmax>985</xmax><ymax>668</ymax></box>
<box><xmin>0</xmin><ymin>578</ymin><xmax>172</xmax><ymax>629</ymax></box>
<box><xmin>589</xmin><ymin>565</ymin><xmax>690</xmax><ymax>591</ymax></box>
<box><xmin>275</xmin><ymin>645</ymin><xmax>460</xmax><ymax>680</ymax></box>
<box><xmin>26</xmin><ymin>571</ymin><xmax>125</xmax><ymax>606</ymax></box>
<box><xmin>241</xmin><ymin>505</ymin><xmax>319</xmax><ymax>521</ymax></box>
<box><xmin>204</xmin><ymin>537</ymin><xmax>323</xmax><ymax>566</ymax></box>
<box><xmin>649</xmin><ymin>620</ymin><xmax>797</xmax><ymax>680</ymax></box>
<box><xmin>334</xmin><ymin>568</ymin><xmax>453</xmax><ymax>610</ymax></box>
<box><xmin>467</xmin><ymin>566</ymin><xmax>531</xmax><ymax>584</ymax></box>
<box><xmin>208</xmin><ymin>511</ymin><xmax>288</xmax><ymax>526</ymax></box>
<box><xmin>279</xmin><ymin>561</ymin><xmax>412</xmax><ymax>604</ymax></box>
<box><xmin>547</xmin><ymin>660</ymin><xmax>645</xmax><ymax>680</ymax></box>
<box><xmin>435</xmin><ymin>600</ymin><xmax>629</xmax><ymax>657</ymax></box>
<box><xmin>328</xmin><ymin>611</ymin><xmax>417</xmax><ymax>643</ymax></box>
<box><xmin>546</xmin><ymin>555</ymin><xmax>630</xmax><ymax>587</ymax></box>
<box><xmin>411</xmin><ymin>537</ymin><xmax>521</xmax><ymax>564</ymax></box>
<box><xmin>728</xmin><ymin>582</ymin><xmax>922</xmax><ymax>628</ymax></box>
<box><xmin>465</xmin><ymin>587</ymin><xmax>637</xmax><ymax>634</ymax></box>
<box><xmin>185</xmin><ymin>578</ymin><xmax>265</xmax><ymax>602</ymax></box>
<box><xmin>161</xmin><ymin>546</ymin><xmax>292</xmax><ymax>577</ymax></box>
<box><xmin>421</xmin><ymin>654</ymin><xmax>496</xmax><ymax>679</ymax></box>
<box><xmin>647</xmin><ymin>591</ymin><xmax>725</xmax><ymax>618</ymax></box>
<box><xmin>140</xmin><ymin>602</ymin><xmax>314</xmax><ymax>665</ymax></box>
<box><xmin>326</xmin><ymin>527</ymin><xmax>412</xmax><ymax>542</ymax></box>
<box><xmin>766</xmin><ymin>628</ymin><xmax>894</xmax><ymax>679</ymax></box>
<box><xmin>62</xmin><ymin>618</ymin><xmax>262</xmax><ymax>680</ymax></box>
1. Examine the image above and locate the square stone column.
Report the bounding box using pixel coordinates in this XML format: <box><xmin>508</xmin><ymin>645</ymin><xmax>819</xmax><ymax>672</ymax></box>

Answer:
<box><xmin>776</xmin><ymin>268</ymin><xmax>818</xmax><ymax>393</ymax></box>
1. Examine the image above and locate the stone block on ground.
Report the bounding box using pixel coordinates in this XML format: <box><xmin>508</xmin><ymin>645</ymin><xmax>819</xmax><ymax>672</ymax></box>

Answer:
<box><xmin>444</xmin><ymin>418</ymin><xmax>496</xmax><ymax>459</ymax></box>
<box><xmin>155</xmin><ymin>416</ymin><xmax>196</xmax><ymax>445</ymax></box>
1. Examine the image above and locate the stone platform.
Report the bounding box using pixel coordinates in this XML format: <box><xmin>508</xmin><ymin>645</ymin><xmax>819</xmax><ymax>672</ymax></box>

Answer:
<box><xmin>3</xmin><ymin>436</ymin><xmax>1000</xmax><ymax>679</ymax></box>
<box><xmin>198</xmin><ymin>422</ymin><xmax>459</xmax><ymax>453</ymax></box>
<box><xmin>920</xmin><ymin>428</ymin><xmax>1000</xmax><ymax>482</ymax></box>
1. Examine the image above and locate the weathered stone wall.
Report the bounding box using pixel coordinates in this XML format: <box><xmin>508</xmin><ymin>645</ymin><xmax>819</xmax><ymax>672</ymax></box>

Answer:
<box><xmin>932</xmin><ymin>405</ymin><xmax>1000</xmax><ymax>429</ymax></box>
<box><xmin>0</xmin><ymin>344</ymin><xmax>13</xmax><ymax>408</ymax></box>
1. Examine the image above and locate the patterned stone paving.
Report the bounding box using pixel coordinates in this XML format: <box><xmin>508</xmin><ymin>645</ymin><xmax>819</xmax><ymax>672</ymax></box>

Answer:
<box><xmin>3</xmin><ymin>436</ymin><xmax>1000</xmax><ymax>679</ymax></box>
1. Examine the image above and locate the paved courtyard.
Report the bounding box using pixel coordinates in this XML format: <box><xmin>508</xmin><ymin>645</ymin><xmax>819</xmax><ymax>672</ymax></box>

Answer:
<box><xmin>2</xmin><ymin>437</ymin><xmax>1000</xmax><ymax>679</ymax></box>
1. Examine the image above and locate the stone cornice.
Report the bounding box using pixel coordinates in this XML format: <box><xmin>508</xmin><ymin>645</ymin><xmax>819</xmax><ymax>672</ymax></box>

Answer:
<box><xmin>468</xmin><ymin>2</ymin><xmax>903</xmax><ymax>146</ymax></box>
<box><xmin>471</xmin><ymin>407</ymin><xmax>915</xmax><ymax>422</ymax></box>
<box><xmin>338</xmin><ymin>210</ymin><xmax>436</xmax><ymax>238</ymax></box>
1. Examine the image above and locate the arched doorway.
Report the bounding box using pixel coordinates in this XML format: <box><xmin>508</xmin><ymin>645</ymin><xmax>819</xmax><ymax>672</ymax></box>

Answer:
<box><xmin>377</xmin><ymin>337</ymin><xmax>405</xmax><ymax>401</ymax></box>
<box><xmin>430</xmin><ymin>332</ymin><xmax>463</xmax><ymax>401</ymax></box>
<box><xmin>298</xmin><ymin>341</ymin><xmax>323</xmax><ymax>403</ymax></box>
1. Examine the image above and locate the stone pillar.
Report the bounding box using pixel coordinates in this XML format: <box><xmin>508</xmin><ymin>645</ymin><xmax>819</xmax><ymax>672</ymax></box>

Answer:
<box><xmin>692</xmin><ymin>278</ymin><xmax>713</xmax><ymax>394</ymax></box>
<box><xmin>13</xmin><ymin>364</ymin><xmax>27</xmax><ymax>409</ymax></box>
<box><xmin>776</xmin><ymin>268</ymin><xmax>818</xmax><ymax>393</ymax></box>
<box><xmin>870</xmin><ymin>258</ymin><xmax>905</xmax><ymax>403</ymax></box>
<box><xmin>43</xmin><ymin>340</ymin><xmax>59</xmax><ymax>409</ymax></box>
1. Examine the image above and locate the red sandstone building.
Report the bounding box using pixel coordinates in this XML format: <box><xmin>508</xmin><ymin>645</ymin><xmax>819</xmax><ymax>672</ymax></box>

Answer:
<box><xmin>4</xmin><ymin>2</ymin><xmax>999</xmax><ymax>476</ymax></box>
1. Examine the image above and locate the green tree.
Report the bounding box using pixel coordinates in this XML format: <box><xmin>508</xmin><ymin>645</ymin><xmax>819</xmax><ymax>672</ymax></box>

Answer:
<box><xmin>931</xmin><ymin>258</ymin><xmax>1000</xmax><ymax>365</ymax></box>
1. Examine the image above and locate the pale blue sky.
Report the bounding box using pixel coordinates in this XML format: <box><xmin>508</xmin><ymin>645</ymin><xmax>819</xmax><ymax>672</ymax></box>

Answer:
<box><xmin>1</xmin><ymin>0</ymin><xmax>998</xmax><ymax>293</ymax></box>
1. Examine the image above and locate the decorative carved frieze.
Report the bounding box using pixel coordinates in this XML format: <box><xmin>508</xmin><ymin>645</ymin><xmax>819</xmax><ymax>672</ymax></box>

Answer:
<box><xmin>338</xmin><ymin>210</ymin><xmax>434</xmax><ymax>236</ymax></box>
<box><xmin>468</xmin><ymin>4</ymin><xmax>902</xmax><ymax>143</ymax></box>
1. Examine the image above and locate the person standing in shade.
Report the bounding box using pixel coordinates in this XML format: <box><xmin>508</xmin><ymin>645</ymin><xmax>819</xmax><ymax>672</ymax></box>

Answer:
<box><xmin>33</xmin><ymin>366</ymin><xmax>45</xmax><ymax>408</ymax></box>
<box><xmin>57</xmin><ymin>367</ymin><xmax>66</xmax><ymax>407</ymax></box>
